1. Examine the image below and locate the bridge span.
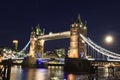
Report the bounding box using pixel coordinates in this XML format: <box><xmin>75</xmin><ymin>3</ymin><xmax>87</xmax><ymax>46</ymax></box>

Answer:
<box><xmin>37</xmin><ymin>31</ymin><xmax>70</xmax><ymax>40</ymax></box>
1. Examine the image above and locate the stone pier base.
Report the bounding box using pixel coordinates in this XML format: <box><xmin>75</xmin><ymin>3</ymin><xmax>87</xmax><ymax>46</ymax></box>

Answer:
<box><xmin>22</xmin><ymin>56</ymin><xmax>36</xmax><ymax>68</ymax></box>
<box><xmin>64</xmin><ymin>58</ymin><xmax>92</xmax><ymax>74</ymax></box>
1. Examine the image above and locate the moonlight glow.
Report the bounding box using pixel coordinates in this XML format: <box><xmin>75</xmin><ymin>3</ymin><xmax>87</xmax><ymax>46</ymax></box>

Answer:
<box><xmin>105</xmin><ymin>35</ymin><xmax>114</xmax><ymax>44</ymax></box>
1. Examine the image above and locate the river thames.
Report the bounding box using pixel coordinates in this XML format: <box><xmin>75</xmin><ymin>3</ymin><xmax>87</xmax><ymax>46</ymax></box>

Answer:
<box><xmin>9</xmin><ymin>65</ymin><xmax>120</xmax><ymax>80</ymax></box>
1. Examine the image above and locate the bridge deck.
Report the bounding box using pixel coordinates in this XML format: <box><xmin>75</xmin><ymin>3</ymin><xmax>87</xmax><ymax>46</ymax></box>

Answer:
<box><xmin>37</xmin><ymin>31</ymin><xmax>70</xmax><ymax>40</ymax></box>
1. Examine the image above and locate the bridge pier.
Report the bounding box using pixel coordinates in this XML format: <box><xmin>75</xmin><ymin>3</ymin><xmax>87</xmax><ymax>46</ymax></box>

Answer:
<box><xmin>22</xmin><ymin>56</ymin><xmax>36</xmax><ymax>68</ymax></box>
<box><xmin>108</xmin><ymin>67</ymin><xmax>115</xmax><ymax>77</ymax></box>
<box><xmin>64</xmin><ymin>58</ymin><xmax>92</xmax><ymax>74</ymax></box>
<box><xmin>0</xmin><ymin>59</ymin><xmax>12</xmax><ymax>80</ymax></box>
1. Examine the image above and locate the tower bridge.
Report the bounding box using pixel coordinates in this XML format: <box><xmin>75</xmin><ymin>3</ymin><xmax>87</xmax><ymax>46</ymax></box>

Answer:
<box><xmin>28</xmin><ymin>15</ymin><xmax>120</xmax><ymax>61</ymax></box>
<box><xmin>2</xmin><ymin>15</ymin><xmax>120</xmax><ymax>70</ymax></box>
<box><xmin>0</xmin><ymin>15</ymin><xmax>120</xmax><ymax>77</ymax></box>
<box><xmin>29</xmin><ymin>15</ymin><xmax>87</xmax><ymax>59</ymax></box>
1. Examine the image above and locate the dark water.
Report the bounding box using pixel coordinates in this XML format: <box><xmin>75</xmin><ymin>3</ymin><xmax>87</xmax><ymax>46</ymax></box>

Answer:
<box><xmin>10</xmin><ymin>65</ymin><xmax>117</xmax><ymax>80</ymax></box>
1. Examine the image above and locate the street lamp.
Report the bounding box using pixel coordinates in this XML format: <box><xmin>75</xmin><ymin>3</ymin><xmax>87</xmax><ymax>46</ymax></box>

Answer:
<box><xmin>13</xmin><ymin>40</ymin><xmax>18</xmax><ymax>51</ymax></box>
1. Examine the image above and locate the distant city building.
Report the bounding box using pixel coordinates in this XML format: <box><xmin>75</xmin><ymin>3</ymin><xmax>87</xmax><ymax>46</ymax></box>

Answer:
<box><xmin>13</xmin><ymin>40</ymin><xmax>19</xmax><ymax>51</ymax></box>
<box><xmin>0</xmin><ymin>47</ymin><xmax>3</xmax><ymax>56</ymax></box>
<box><xmin>54</xmin><ymin>48</ymin><xmax>65</xmax><ymax>58</ymax></box>
<box><xmin>45</xmin><ymin>51</ymin><xmax>58</xmax><ymax>58</ymax></box>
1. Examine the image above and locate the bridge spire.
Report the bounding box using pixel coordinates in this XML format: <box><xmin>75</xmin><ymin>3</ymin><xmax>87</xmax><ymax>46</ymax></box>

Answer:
<box><xmin>35</xmin><ymin>24</ymin><xmax>41</xmax><ymax>36</ymax></box>
<box><xmin>85</xmin><ymin>20</ymin><xmax>87</xmax><ymax>26</ymax></box>
<box><xmin>77</xmin><ymin>14</ymin><xmax>82</xmax><ymax>24</ymax></box>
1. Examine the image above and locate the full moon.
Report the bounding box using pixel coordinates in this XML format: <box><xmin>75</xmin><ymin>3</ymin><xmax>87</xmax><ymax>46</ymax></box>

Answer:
<box><xmin>105</xmin><ymin>35</ymin><xmax>114</xmax><ymax>44</ymax></box>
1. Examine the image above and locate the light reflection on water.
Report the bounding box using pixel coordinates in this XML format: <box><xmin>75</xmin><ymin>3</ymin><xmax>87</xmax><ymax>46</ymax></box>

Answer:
<box><xmin>10</xmin><ymin>66</ymin><xmax>111</xmax><ymax>80</ymax></box>
<box><xmin>10</xmin><ymin>66</ymin><xmax>64</xmax><ymax>80</ymax></box>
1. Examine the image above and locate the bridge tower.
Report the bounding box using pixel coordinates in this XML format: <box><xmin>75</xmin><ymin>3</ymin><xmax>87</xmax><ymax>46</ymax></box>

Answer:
<box><xmin>22</xmin><ymin>30</ymin><xmax>37</xmax><ymax>68</ymax></box>
<box><xmin>35</xmin><ymin>39</ymin><xmax>45</xmax><ymax>58</ymax></box>
<box><xmin>29</xmin><ymin>31</ymin><xmax>36</xmax><ymax>58</ymax></box>
<box><xmin>68</xmin><ymin>15</ymin><xmax>87</xmax><ymax>58</ymax></box>
<box><xmin>35</xmin><ymin>24</ymin><xmax>45</xmax><ymax>58</ymax></box>
<box><xmin>29</xmin><ymin>24</ymin><xmax>45</xmax><ymax>58</ymax></box>
<box><xmin>64</xmin><ymin>15</ymin><xmax>91</xmax><ymax>73</ymax></box>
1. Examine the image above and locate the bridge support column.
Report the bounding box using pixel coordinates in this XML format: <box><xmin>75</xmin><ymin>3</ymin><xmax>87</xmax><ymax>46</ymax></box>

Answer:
<box><xmin>108</xmin><ymin>67</ymin><xmax>115</xmax><ymax>77</ymax></box>
<box><xmin>1</xmin><ymin>59</ymin><xmax>12</xmax><ymax>80</ymax></box>
<box><xmin>22</xmin><ymin>31</ymin><xmax>37</xmax><ymax>68</ymax></box>
<box><xmin>68</xmin><ymin>23</ymin><xmax>79</xmax><ymax>58</ymax></box>
<box><xmin>29</xmin><ymin>31</ymin><xmax>36</xmax><ymax>58</ymax></box>
<box><xmin>35</xmin><ymin>39</ymin><xmax>45</xmax><ymax>58</ymax></box>
<box><xmin>64</xmin><ymin>58</ymin><xmax>91</xmax><ymax>74</ymax></box>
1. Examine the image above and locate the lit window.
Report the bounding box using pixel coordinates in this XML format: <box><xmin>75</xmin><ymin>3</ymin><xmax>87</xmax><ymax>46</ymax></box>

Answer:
<box><xmin>80</xmin><ymin>24</ymin><xmax>82</xmax><ymax>27</ymax></box>
<box><xmin>82</xmin><ymin>40</ymin><xmax>85</xmax><ymax>43</ymax></box>
<box><xmin>76</xmin><ymin>24</ymin><xmax>78</xmax><ymax>26</ymax></box>
<box><xmin>71</xmin><ymin>24</ymin><xmax>74</xmax><ymax>27</ymax></box>
<box><xmin>84</xmin><ymin>26</ymin><xmax>87</xmax><ymax>29</ymax></box>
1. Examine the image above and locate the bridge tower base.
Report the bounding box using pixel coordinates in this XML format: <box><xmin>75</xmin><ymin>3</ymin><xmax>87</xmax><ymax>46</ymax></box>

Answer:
<box><xmin>22</xmin><ymin>56</ymin><xmax>37</xmax><ymax>68</ymax></box>
<box><xmin>64</xmin><ymin>58</ymin><xmax>92</xmax><ymax>74</ymax></box>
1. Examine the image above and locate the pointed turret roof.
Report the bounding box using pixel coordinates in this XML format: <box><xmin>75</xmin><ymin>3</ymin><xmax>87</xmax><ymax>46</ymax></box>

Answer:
<box><xmin>84</xmin><ymin>20</ymin><xmax>87</xmax><ymax>26</ymax></box>
<box><xmin>36</xmin><ymin>24</ymin><xmax>40</xmax><ymax>28</ymax></box>
<box><xmin>77</xmin><ymin>14</ymin><xmax>82</xmax><ymax>24</ymax></box>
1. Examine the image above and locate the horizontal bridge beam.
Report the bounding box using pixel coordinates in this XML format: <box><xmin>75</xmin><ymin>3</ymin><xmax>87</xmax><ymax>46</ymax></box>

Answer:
<box><xmin>37</xmin><ymin>31</ymin><xmax>70</xmax><ymax>40</ymax></box>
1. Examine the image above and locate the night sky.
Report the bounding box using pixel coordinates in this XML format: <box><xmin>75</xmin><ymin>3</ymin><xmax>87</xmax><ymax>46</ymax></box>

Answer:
<box><xmin>0</xmin><ymin>0</ymin><xmax>120</xmax><ymax>52</ymax></box>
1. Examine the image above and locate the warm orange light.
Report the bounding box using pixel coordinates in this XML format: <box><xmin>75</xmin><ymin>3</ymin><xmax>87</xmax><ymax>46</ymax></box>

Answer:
<box><xmin>67</xmin><ymin>74</ymin><xmax>76</xmax><ymax>80</ymax></box>
<box><xmin>13</xmin><ymin>40</ymin><xmax>18</xmax><ymax>44</ymax></box>
<box><xmin>13</xmin><ymin>40</ymin><xmax>18</xmax><ymax>50</ymax></box>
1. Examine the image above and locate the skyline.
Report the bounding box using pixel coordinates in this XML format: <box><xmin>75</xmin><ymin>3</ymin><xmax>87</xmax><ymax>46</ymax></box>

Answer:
<box><xmin>0</xmin><ymin>0</ymin><xmax>120</xmax><ymax>52</ymax></box>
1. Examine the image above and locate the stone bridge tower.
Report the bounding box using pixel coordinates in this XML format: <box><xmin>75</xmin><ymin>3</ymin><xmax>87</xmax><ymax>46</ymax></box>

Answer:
<box><xmin>29</xmin><ymin>24</ymin><xmax>45</xmax><ymax>58</ymax></box>
<box><xmin>29</xmin><ymin>31</ymin><xmax>36</xmax><ymax>58</ymax></box>
<box><xmin>64</xmin><ymin>15</ymin><xmax>91</xmax><ymax>73</ymax></box>
<box><xmin>68</xmin><ymin>15</ymin><xmax>87</xmax><ymax>58</ymax></box>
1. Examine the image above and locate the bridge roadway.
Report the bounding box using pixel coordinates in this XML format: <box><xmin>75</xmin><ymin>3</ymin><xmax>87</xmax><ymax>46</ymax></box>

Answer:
<box><xmin>37</xmin><ymin>31</ymin><xmax>70</xmax><ymax>40</ymax></box>
<box><xmin>2</xmin><ymin>58</ymin><xmax>120</xmax><ymax>62</ymax></box>
<box><xmin>0</xmin><ymin>58</ymin><xmax>120</xmax><ymax>67</ymax></box>
<box><xmin>1</xmin><ymin>58</ymin><xmax>120</xmax><ymax>67</ymax></box>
